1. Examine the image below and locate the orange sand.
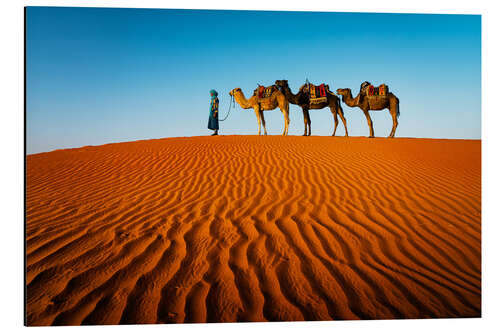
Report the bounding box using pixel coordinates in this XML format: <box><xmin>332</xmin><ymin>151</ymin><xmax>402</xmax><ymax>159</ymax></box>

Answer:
<box><xmin>26</xmin><ymin>136</ymin><xmax>481</xmax><ymax>325</ymax></box>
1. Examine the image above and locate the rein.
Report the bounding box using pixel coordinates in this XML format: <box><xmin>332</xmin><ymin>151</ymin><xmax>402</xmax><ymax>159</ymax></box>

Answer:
<box><xmin>219</xmin><ymin>94</ymin><xmax>235</xmax><ymax>122</ymax></box>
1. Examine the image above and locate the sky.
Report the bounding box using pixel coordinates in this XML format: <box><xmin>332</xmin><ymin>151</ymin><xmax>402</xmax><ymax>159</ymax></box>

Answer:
<box><xmin>26</xmin><ymin>7</ymin><xmax>481</xmax><ymax>154</ymax></box>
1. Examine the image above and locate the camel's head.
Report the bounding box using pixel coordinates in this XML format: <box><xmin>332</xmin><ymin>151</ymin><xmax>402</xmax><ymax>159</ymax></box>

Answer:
<box><xmin>275</xmin><ymin>80</ymin><xmax>288</xmax><ymax>88</ymax></box>
<box><xmin>336</xmin><ymin>88</ymin><xmax>349</xmax><ymax>96</ymax></box>
<box><xmin>229</xmin><ymin>88</ymin><xmax>242</xmax><ymax>96</ymax></box>
<box><xmin>275</xmin><ymin>80</ymin><xmax>289</xmax><ymax>94</ymax></box>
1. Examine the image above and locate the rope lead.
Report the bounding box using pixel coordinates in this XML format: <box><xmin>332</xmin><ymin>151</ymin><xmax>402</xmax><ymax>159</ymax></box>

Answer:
<box><xmin>219</xmin><ymin>94</ymin><xmax>234</xmax><ymax>122</ymax></box>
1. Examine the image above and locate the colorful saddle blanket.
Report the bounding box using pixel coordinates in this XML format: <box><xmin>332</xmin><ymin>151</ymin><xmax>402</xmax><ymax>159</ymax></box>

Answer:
<box><xmin>308</xmin><ymin>83</ymin><xmax>328</xmax><ymax>104</ymax></box>
<box><xmin>365</xmin><ymin>84</ymin><xmax>389</xmax><ymax>96</ymax></box>
<box><xmin>257</xmin><ymin>85</ymin><xmax>277</xmax><ymax>99</ymax></box>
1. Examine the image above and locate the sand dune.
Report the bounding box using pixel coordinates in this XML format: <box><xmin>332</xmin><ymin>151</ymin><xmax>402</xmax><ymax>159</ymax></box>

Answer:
<box><xmin>25</xmin><ymin>135</ymin><xmax>481</xmax><ymax>325</ymax></box>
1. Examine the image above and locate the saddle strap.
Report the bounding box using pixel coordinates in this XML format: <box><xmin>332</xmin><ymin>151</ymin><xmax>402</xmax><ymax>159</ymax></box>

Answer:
<box><xmin>310</xmin><ymin>97</ymin><xmax>327</xmax><ymax>104</ymax></box>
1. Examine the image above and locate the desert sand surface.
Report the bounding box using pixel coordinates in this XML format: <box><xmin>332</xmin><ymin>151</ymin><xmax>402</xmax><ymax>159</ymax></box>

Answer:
<box><xmin>26</xmin><ymin>135</ymin><xmax>481</xmax><ymax>325</ymax></box>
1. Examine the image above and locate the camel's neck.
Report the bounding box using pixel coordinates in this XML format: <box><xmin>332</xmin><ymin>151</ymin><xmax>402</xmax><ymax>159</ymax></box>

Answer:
<box><xmin>281</xmin><ymin>86</ymin><xmax>300</xmax><ymax>104</ymax></box>
<box><xmin>341</xmin><ymin>90</ymin><xmax>358</xmax><ymax>107</ymax></box>
<box><xmin>233</xmin><ymin>91</ymin><xmax>252</xmax><ymax>109</ymax></box>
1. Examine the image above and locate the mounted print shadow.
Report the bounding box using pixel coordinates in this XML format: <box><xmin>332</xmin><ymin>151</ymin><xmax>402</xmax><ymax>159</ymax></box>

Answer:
<box><xmin>25</xmin><ymin>6</ymin><xmax>481</xmax><ymax>326</ymax></box>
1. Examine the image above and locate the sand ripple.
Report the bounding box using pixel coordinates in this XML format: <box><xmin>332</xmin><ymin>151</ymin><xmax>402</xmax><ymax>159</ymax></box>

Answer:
<box><xmin>26</xmin><ymin>136</ymin><xmax>481</xmax><ymax>325</ymax></box>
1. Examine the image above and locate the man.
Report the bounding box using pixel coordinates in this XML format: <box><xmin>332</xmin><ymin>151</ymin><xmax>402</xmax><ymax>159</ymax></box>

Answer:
<box><xmin>208</xmin><ymin>89</ymin><xmax>219</xmax><ymax>136</ymax></box>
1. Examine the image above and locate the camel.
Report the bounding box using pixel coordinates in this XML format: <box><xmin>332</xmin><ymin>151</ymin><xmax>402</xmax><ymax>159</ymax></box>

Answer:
<box><xmin>229</xmin><ymin>87</ymin><xmax>290</xmax><ymax>136</ymax></box>
<box><xmin>275</xmin><ymin>80</ymin><xmax>348</xmax><ymax>137</ymax></box>
<box><xmin>336</xmin><ymin>86</ymin><xmax>400</xmax><ymax>138</ymax></box>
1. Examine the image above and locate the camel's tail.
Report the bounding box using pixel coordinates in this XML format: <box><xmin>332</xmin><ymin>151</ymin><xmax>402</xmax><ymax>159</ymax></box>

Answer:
<box><xmin>397</xmin><ymin>98</ymin><xmax>400</xmax><ymax>118</ymax></box>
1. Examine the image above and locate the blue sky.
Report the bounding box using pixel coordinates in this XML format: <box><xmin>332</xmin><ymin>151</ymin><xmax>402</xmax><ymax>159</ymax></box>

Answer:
<box><xmin>26</xmin><ymin>7</ymin><xmax>481</xmax><ymax>154</ymax></box>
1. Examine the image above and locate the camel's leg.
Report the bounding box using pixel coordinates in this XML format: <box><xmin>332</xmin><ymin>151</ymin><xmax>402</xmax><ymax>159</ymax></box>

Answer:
<box><xmin>254</xmin><ymin>107</ymin><xmax>262</xmax><ymax>135</ymax></box>
<box><xmin>260</xmin><ymin>109</ymin><xmax>268</xmax><ymax>135</ymax></box>
<box><xmin>330</xmin><ymin>106</ymin><xmax>339</xmax><ymax>136</ymax></box>
<box><xmin>337</xmin><ymin>104</ymin><xmax>348</xmax><ymax>137</ymax></box>
<box><xmin>306</xmin><ymin>109</ymin><xmax>311</xmax><ymax>136</ymax></box>
<box><xmin>388</xmin><ymin>104</ymin><xmax>399</xmax><ymax>138</ymax></box>
<box><xmin>287</xmin><ymin>114</ymin><xmax>291</xmax><ymax>135</ymax></box>
<box><xmin>281</xmin><ymin>105</ymin><xmax>290</xmax><ymax>136</ymax></box>
<box><xmin>301</xmin><ymin>108</ymin><xmax>308</xmax><ymax>136</ymax></box>
<box><xmin>282</xmin><ymin>111</ymin><xmax>289</xmax><ymax>136</ymax></box>
<box><xmin>362</xmin><ymin>109</ymin><xmax>375</xmax><ymax>138</ymax></box>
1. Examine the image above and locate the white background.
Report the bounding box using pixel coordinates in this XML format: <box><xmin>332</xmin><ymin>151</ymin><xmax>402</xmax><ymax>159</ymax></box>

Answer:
<box><xmin>1</xmin><ymin>0</ymin><xmax>498</xmax><ymax>332</ymax></box>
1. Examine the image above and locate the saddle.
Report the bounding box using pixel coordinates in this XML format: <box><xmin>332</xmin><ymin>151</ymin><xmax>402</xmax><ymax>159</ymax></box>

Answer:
<box><xmin>305</xmin><ymin>83</ymin><xmax>329</xmax><ymax>104</ymax></box>
<box><xmin>361</xmin><ymin>82</ymin><xmax>389</xmax><ymax>97</ymax></box>
<box><xmin>255</xmin><ymin>85</ymin><xmax>277</xmax><ymax>99</ymax></box>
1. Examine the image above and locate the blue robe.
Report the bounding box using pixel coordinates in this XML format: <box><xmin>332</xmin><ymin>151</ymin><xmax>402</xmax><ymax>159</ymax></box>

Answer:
<box><xmin>208</xmin><ymin>90</ymin><xmax>219</xmax><ymax>130</ymax></box>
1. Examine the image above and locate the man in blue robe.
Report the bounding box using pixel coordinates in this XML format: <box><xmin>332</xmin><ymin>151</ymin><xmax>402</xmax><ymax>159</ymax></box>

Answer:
<box><xmin>208</xmin><ymin>89</ymin><xmax>219</xmax><ymax>136</ymax></box>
